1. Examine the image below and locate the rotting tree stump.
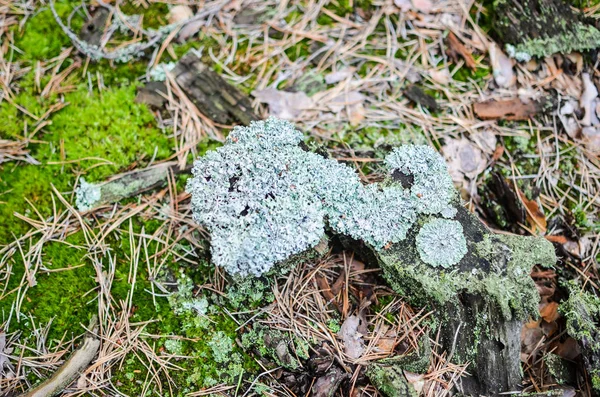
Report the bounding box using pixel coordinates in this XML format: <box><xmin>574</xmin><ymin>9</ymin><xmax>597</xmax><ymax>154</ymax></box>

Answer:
<box><xmin>491</xmin><ymin>0</ymin><xmax>600</xmax><ymax>60</ymax></box>
<box><xmin>349</xmin><ymin>176</ymin><xmax>556</xmax><ymax>396</ymax></box>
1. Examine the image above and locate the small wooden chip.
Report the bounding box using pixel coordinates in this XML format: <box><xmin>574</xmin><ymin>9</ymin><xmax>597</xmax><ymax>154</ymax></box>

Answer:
<box><xmin>473</xmin><ymin>97</ymin><xmax>550</xmax><ymax>121</ymax></box>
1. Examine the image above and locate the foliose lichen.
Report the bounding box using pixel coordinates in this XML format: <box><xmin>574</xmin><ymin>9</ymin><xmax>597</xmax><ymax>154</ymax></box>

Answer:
<box><xmin>416</xmin><ymin>218</ymin><xmax>467</xmax><ymax>268</ymax></box>
<box><xmin>187</xmin><ymin>117</ymin><xmax>461</xmax><ymax>277</ymax></box>
<box><xmin>75</xmin><ymin>178</ymin><xmax>101</xmax><ymax>211</ymax></box>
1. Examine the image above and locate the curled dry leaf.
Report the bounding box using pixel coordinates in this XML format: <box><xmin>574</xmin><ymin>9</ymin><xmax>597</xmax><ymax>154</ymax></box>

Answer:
<box><xmin>338</xmin><ymin>315</ymin><xmax>365</xmax><ymax>360</ymax></box>
<box><xmin>579</xmin><ymin>73</ymin><xmax>598</xmax><ymax>127</ymax></box>
<box><xmin>540</xmin><ymin>301</ymin><xmax>560</xmax><ymax>323</ymax></box>
<box><xmin>517</xmin><ymin>189</ymin><xmax>547</xmax><ymax>232</ymax></box>
<box><xmin>446</xmin><ymin>32</ymin><xmax>477</xmax><ymax>70</ymax></box>
<box><xmin>489</xmin><ymin>42</ymin><xmax>515</xmax><ymax>88</ymax></box>
<box><xmin>253</xmin><ymin>88</ymin><xmax>313</xmax><ymax>119</ymax></box>
<box><xmin>443</xmin><ymin>137</ymin><xmax>487</xmax><ymax>181</ymax></box>
<box><xmin>168</xmin><ymin>5</ymin><xmax>194</xmax><ymax>24</ymax></box>
<box><xmin>404</xmin><ymin>371</ymin><xmax>426</xmax><ymax>394</ymax></box>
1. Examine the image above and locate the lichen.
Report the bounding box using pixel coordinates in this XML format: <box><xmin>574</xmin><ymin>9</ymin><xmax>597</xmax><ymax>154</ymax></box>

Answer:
<box><xmin>187</xmin><ymin>117</ymin><xmax>460</xmax><ymax>277</ymax></box>
<box><xmin>416</xmin><ymin>218</ymin><xmax>467</xmax><ymax>268</ymax></box>
<box><xmin>75</xmin><ymin>178</ymin><xmax>101</xmax><ymax>211</ymax></box>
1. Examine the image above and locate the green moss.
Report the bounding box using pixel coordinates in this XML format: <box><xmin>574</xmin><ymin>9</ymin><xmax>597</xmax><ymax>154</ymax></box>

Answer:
<box><xmin>365</xmin><ymin>363</ymin><xmax>418</xmax><ymax>397</ymax></box>
<box><xmin>13</xmin><ymin>2</ymin><xmax>76</xmax><ymax>61</ymax></box>
<box><xmin>0</xmin><ymin>84</ymin><xmax>170</xmax><ymax>241</ymax></box>
<box><xmin>379</xmin><ymin>216</ymin><xmax>555</xmax><ymax>321</ymax></box>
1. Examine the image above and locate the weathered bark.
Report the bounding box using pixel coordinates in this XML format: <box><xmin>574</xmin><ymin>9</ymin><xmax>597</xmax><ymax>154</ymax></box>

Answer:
<box><xmin>78</xmin><ymin>162</ymin><xmax>189</xmax><ymax>211</ymax></box>
<box><xmin>171</xmin><ymin>53</ymin><xmax>260</xmax><ymax>126</ymax></box>
<box><xmin>491</xmin><ymin>0</ymin><xmax>600</xmax><ymax>58</ymax></box>
<box><xmin>346</xmin><ymin>175</ymin><xmax>556</xmax><ymax>395</ymax></box>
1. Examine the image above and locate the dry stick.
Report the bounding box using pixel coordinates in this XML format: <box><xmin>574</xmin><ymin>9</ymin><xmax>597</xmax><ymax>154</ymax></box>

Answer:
<box><xmin>22</xmin><ymin>316</ymin><xmax>100</xmax><ymax>397</ymax></box>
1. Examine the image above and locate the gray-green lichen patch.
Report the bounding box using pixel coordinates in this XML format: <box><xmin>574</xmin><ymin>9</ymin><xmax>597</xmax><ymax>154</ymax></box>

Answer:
<box><xmin>187</xmin><ymin>117</ymin><xmax>458</xmax><ymax>277</ymax></box>
<box><xmin>416</xmin><ymin>218</ymin><xmax>466</xmax><ymax>268</ymax></box>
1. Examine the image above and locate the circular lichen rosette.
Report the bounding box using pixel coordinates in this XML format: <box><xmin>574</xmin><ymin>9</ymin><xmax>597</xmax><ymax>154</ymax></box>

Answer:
<box><xmin>416</xmin><ymin>218</ymin><xmax>467</xmax><ymax>268</ymax></box>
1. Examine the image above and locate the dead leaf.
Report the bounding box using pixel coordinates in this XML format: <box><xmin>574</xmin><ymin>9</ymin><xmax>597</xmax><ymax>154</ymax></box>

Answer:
<box><xmin>316</xmin><ymin>274</ymin><xmax>337</xmax><ymax>304</ymax></box>
<box><xmin>553</xmin><ymin>337</ymin><xmax>581</xmax><ymax>361</ymax></box>
<box><xmin>517</xmin><ymin>189</ymin><xmax>547</xmax><ymax>232</ymax></box>
<box><xmin>540</xmin><ymin>301</ymin><xmax>560</xmax><ymax>323</ymax></box>
<box><xmin>325</xmin><ymin>69</ymin><xmax>355</xmax><ymax>84</ymax></box>
<box><xmin>393</xmin><ymin>0</ymin><xmax>411</xmax><ymax>12</ymax></box>
<box><xmin>326</xmin><ymin>91</ymin><xmax>365</xmax><ymax>126</ymax></box>
<box><xmin>443</xmin><ymin>137</ymin><xmax>487</xmax><ymax>181</ymax></box>
<box><xmin>545</xmin><ymin>235</ymin><xmax>568</xmax><ymax>244</ymax></box>
<box><xmin>489</xmin><ymin>42</ymin><xmax>515</xmax><ymax>88</ymax></box>
<box><xmin>446</xmin><ymin>32</ymin><xmax>477</xmax><ymax>70</ymax></box>
<box><xmin>580</xmin><ymin>73</ymin><xmax>598</xmax><ymax>127</ymax></box>
<box><xmin>521</xmin><ymin>319</ymin><xmax>544</xmax><ymax>356</ymax></box>
<box><xmin>375</xmin><ymin>326</ymin><xmax>397</xmax><ymax>354</ymax></box>
<box><xmin>428</xmin><ymin>68</ymin><xmax>450</xmax><ymax>85</ymax></box>
<box><xmin>474</xmin><ymin>98</ymin><xmax>547</xmax><ymax>121</ymax></box>
<box><xmin>339</xmin><ymin>315</ymin><xmax>365</xmax><ymax>360</ymax></box>
<box><xmin>168</xmin><ymin>5</ymin><xmax>194</xmax><ymax>24</ymax></box>
<box><xmin>404</xmin><ymin>85</ymin><xmax>438</xmax><ymax>111</ymax></box>
<box><xmin>253</xmin><ymin>88</ymin><xmax>313</xmax><ymax>119</ymax></box>
<box><xmin>404</xmin><ymin>371</ymin><xmax>425</xmax><ymax>394</ymax></box>
<box><xmin>411</xmin><ymin>0</ymin><xmax>433</xmax><ymax>13</ymax></box>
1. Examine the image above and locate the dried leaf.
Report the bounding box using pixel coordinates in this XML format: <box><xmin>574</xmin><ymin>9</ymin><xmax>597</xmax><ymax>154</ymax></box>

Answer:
<box><xmin>411</xmin><ymin>0</ymin><xmax>433</xmax><ymax>13</ymax></box>
<box><xmin>446</xmin><ymin>32</ymin><xmax>477</xmax><ymax>70</ymax></box>
<box><xmin>489</xmin><ymin>42</ymin><xmax>515</xmax><ymax>88</ymax></box>
<box><xmin>540</xmin><ymin>301</ymin><xmax>560</xmax><ymax>323</ymax></box>
<box><xmin>326</xmin><ymin>91</ymin><xmax>365</xmax><ymax>126</ymax></box>
<box><xmin>443</xmin><ymin>137</ymin><xmax>486</xmax><ymax>181</ymax></box>
<box><xmin>554</xmin><ymin>337</ymin><xmax>581</xmax><ymax>361</ymax></box>
<box><xmin>325</xmin><ymin>69</ymin><xmax>355</xmax><ymax>84</ymax></box>
<box><xmin>253</xmin><ymin>88</ymin><xmax>313</xmax><ymax>119</ymax></box>
<box><xmin>404</xmin><ymin>85</ymin><xmax>438</xmax><ymax>111</ymax></box>
<box><xmin>517</xmin><ymin>189</ymin><xmax>547</xmax><ymax>232</ymax></box>
<box><xmin>404</xmin><ymin>371</ymin><xmax>425</xmax><ymax>394</ymax></box>
<box><xmin>339</xmin><ymin>315</ymin><xmax>365</xmax><ymax>360</ymax></box>
<box><xmin>316</xmin><ymin>274</ymin><xmax>336</xmax><ymax>303</ymax></box>
<box><xmin>580</xmin><ymin>73</ymin><xmax>598</xmax><ymax>127</ymax></box>
<box><xmin>168</xmin><ymin>5</ymin><xmax>194</xmax><ymax>24</ymax></box>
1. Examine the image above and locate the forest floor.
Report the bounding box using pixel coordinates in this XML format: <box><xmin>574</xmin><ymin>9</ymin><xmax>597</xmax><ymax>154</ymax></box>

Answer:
<box><xmin>1</xmin><ymin>0</ymin><xmax>600</xmax><ymax>396</ymax></box>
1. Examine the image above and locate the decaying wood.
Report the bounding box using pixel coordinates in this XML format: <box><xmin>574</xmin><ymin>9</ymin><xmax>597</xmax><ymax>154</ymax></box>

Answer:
<box><xmin>22</xmin><ymin>316</ymin><xmax>100</xmax><ymax>397</ymax></box>
<box><xmin>346</xmin><ymin>168</ymin><xmax>557</xmax><ymax>396</ymax></box>
<box><xmin>136</xmin><ymin>52</ymin><xmax>260</xmax><ymax>127</ymax></box>
<box><xmin>83</xmin><ymin>161</ymin><xmax>189</xmax><ymax>210</ymax></box>
<box><xmin>172</xmin><ymin>53</ymin><xmax>260</xmax><ymax>126</ymax></box>
<box><xmin>473</xmin><ymin>97</ymin><xmax>551</xmax><ymax>121</ymax></box>
<box><xmin>446</xmin><ymin>32</ymin><xmax>477</xmax><ymax>70</ymax></box>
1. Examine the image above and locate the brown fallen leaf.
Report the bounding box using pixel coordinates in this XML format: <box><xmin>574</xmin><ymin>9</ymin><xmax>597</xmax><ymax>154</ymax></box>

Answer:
<box><xmin>316</xmin><ymin>274</ymin><xmax>336</xmax><ymax>304</ymax></box>
<box><xmin>545</xmin><ymin>235</ymin><xmax>568</xmax><ymax>244</ymax></box>
<box><xmin>446</xmin><ymin>32</ymin><xmax>477</xmax><ymax>70</ymax></box>
<box><xmin>474</xmin><ymin>98</ymin><xmax>549</xmax><ymax>121</ymax></box>
<box><xmin>553</xmin><ymin>337</ymin><xmax>581</xmax><ymax>361</ymax></box>
<box><xmin>540</xmin><ymin>301</ymin><xmax>560</xmax><ymax>323</ymax></box>
<box><xmin>517</xmin><ymin>189</ymin><xmax>547</xmax><ymax>232</ymax></box>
